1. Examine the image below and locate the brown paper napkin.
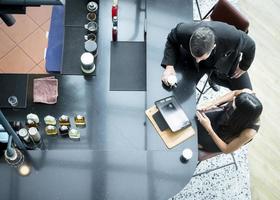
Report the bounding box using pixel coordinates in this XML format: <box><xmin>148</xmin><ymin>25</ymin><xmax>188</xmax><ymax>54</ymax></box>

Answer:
<box><xmin>33</xmin><ymin>76</ymin><xmax>58</xmax><ymax>104</ymax></box>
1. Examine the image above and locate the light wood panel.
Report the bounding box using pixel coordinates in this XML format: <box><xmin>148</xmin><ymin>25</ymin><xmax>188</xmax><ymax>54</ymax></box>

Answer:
<box><xmin>239</xmin><ymin>0</ymin><xmax>280</xmax><ymax>199</ymax></box>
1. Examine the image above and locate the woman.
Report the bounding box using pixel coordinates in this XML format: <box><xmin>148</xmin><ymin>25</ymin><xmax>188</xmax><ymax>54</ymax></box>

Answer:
<box><xmin>196</xmin><ymin>88</ymin><xmax>263</xmax><ymax>154</ymax></box>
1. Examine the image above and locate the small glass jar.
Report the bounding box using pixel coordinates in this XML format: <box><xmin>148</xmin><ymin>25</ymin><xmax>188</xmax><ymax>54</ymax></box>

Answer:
<box><xmin>74</xmin><ymin>115</ymin><xmax>86</xmax><ymax>126</ymax></box>
<box><xmin>59</xmin><ymin>125</ymin><xmax>69</xmax><ymax>136</ymax></box>
<box><xmin>69</xmin><ymin>129</ymin><xmax>80</xmax><ymax>140</ymax></box>
<box><xmin>45</xmin><ymin>125</ymin><xmax>58</xmax><ymax>136</ymax></box>
<box><xmin>59</xmin><ymin>115</ymin><xmax>70</xmax><ymax>126</ymax></box>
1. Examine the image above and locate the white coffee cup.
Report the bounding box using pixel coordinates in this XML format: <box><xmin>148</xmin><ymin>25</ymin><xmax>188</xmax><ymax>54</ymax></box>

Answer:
<box><xmin>182</xmin><ymin>148</ymin><xmax>193</xmax><ymax>160</ymax></box>
<box><xmin>81</xmin><ymin>52</ymin><xmax>95</xmax><ymax>74</ymax></box>
<box><xmin>167</xmin><ymin>75</ymin><xmax>177</xmax><ymax>87</ymax></box>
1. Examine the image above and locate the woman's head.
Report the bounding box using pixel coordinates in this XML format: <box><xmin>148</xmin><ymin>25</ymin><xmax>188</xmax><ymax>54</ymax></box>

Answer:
<box><xmin>234</xmin><ymin>92</ymin><xmax>263</xmax><ymax>122</ymax></box>
<box><xmin>223</xmin><ymin>92</ymin><xmax>263</xmax><ymax>139</ymax></box>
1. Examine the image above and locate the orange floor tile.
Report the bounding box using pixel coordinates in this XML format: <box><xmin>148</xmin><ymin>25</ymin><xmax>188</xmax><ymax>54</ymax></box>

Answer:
<box><xmin>0</xmin><ymin>6</ymin><xmax>52</xmax><ymax>74</ymax></box>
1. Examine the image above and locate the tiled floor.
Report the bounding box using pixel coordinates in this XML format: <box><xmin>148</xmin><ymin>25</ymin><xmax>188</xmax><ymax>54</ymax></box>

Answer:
<box><xmin>0</xmin><ymin>6</ymin><xmax>52</xmax><ymax>74</ymax></box>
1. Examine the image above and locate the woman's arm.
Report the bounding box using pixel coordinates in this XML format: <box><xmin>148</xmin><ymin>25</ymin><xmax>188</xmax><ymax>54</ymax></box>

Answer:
<box><xmin>196</xmin><ymin>111</ymin><xmax>256</xmax><ymax>154</ymax></box>
<box><xmin>207</xmin><ymin>126</ymin><xmax>256</xmax><ymax>154</ymax></box>
<box><xmin>198</xmin><ymin>88</ymin><xmax>253</xmax><ymax>112</ymax></box>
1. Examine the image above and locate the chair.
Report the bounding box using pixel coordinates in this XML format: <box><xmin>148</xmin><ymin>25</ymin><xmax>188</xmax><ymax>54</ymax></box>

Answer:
<box><xmin>195</xmin><ymin>0</ymin><xmax>250</xmax><ymax>104</ymax></box>
<box><xmin>193</xmin><ymin>149</ymin><xmax>238</xmax><ymax>177</ymax></box>
<box><xmin>196</xmin><ymin>0</ymin><xmax>249</xmax><ymax>32</ymax></box>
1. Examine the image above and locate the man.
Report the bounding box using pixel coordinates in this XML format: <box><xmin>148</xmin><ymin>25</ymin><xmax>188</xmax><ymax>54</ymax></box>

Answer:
<box><xmin>161</xmin><ymin>21</ymin><xmax>256</xmax><ymax>90</ymax></box>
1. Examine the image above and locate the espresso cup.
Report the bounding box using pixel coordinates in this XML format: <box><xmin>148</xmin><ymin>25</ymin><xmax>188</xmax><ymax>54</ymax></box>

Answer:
<box><xmin>87</xmin><ymin>1</ymin><xmax>98</xmax><ymax>12</ymax></box>
<box><xmin>87</xmin><ymin>12</ymin><xmax>96</xmax><ymax>21</ymax></box>
<box><xmin>84</xmin><ymin>33</ymin><xmax>96</xmax><ymax>41</ymax></box>
<box><xmin>84</xmin><ymin>21</ymin><xmax>98</xmax><ymax>32</ymax></box>
<box><xmin>180</xmin><ymin>148</ymin><xmax>193</xmax><ymax>163</ymax></box>
<box><xmin>81</xmin><ymin>52</ymin><xmax>95</xmax><ymax>74</ymax></box>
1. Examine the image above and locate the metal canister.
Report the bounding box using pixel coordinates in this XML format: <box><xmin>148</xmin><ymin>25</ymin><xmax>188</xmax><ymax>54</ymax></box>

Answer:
<box><xmin>28</xmin><ymin>127</ymin><xmax>41</xmax><ymax>143</ymax></box>
<box><xmin>112</xmin><ymin>26</ymin><xmax>118</xmax><ymax>42</ymax></box>
<box><xmin>18</xmin><ymin>128</ymin><xmax>30</xmax><ymax>143</ymax></box>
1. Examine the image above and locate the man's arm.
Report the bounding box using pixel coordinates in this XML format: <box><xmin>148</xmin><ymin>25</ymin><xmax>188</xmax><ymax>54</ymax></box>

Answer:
<box><xmin>161</xmin><ymin>23</ymin><xmax>182</xmax><ymax>68</ymax></box>
<box><xmin>238</xmin><ymin>31</ymin><xmax>256</xmax><ymax>71</ymax></box>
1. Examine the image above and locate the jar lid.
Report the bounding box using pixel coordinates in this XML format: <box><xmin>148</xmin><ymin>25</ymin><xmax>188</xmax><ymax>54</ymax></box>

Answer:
<box><xmin>29</xmin><ymin>127</ymin><xmax>38</xmax><ymax>136</ymax></box>
<box><xmin>18</xmin><ymin>128</ymin><xmax>28</xmax><ymax>137</ymax></box>
<box><xmin>85</xmin><ymin>40</ymin><xmax>97</xmax><ymax>53</ymax></box>
<box><xmin>81</xmin><ymin>52</ymin><xmax>94</xmax><ymax>65</ymax></box>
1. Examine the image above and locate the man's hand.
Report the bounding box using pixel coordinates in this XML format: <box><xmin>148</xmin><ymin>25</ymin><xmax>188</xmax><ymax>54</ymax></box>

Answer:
<box><xmin>196</xmin><ymin>111</ymin><xmax>212</xmax><ymax>133</ymax></box>
<box><xmin>231</xmin><ymin>64</ymin><xmax>246</xmax><ymax>79</ymax></box>
<box><xmin>161</xmin><ymin>65</ymin><xmax>176</xmax><ymax>86</ymax></box>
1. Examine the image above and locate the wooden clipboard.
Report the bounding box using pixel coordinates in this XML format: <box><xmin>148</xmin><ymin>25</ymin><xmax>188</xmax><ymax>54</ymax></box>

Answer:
<box><xmin>145</xmin><ymin>105</ymin><xmax>195</xmax><ymax>149</ymax></box>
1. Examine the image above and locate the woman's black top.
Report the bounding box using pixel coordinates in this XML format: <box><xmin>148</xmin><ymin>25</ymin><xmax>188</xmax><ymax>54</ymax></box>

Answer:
<box><xmin>197</xmin><ymin>102</ymin><xmax>260</xmax><ymax>152</ymax></box>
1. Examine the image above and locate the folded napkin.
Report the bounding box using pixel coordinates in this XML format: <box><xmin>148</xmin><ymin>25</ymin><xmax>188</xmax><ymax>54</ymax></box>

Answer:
<box><xmin>33</xmin><ymin>76</ymin><xmax>58</xmax><ymax>104</ymax></box>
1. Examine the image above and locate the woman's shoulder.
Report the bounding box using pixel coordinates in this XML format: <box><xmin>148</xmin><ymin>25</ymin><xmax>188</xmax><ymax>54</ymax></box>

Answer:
<box><xmin>246</xmin><ymin>118</ymin><xmax>261</xmax><ymax>132</ymax></box>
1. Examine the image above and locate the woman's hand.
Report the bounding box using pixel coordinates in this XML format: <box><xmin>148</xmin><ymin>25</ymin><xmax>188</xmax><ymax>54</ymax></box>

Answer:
<box><xmin>196</xmin><ymin>111</ymin><xmax>212</xmax><ymax>133</ymax></box>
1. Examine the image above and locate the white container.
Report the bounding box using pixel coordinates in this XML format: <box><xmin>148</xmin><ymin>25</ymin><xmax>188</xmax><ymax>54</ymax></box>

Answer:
<box><xmin>81</xmin><ymin>52</ymin><xmax>96</xmax><ymax>74</ymax></box>
<box><xmin>18</xmin><ymin>128</ymin><xmax>30</xmax><ymax>143</ymax></box>
<box><xmin>29</xmin><ymin>127</ymin><xmax>41</xmax><ymax>143</ymax></box>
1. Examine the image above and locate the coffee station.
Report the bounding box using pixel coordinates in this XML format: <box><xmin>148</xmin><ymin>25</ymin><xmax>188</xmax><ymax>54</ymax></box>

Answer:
<box><xmin>0</xmin><ymin>0</ymin><xmax>198</xmax><ymax>200</ymax></box>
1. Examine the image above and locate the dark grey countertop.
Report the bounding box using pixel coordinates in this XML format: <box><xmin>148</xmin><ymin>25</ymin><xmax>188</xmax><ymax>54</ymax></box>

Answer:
<box><xmin>0</xmin><ymin>149</ymin><xmax>196</xmax><ymax>200</ymax></box>
<box><xmin>0</xmin><ymin>0</ymin><xmax>197</xmax><ymax>199</ymax></box>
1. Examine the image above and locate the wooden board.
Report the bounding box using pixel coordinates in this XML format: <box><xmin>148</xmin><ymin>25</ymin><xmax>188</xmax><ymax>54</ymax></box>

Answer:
<box><xmin>145</xmin><ymin>105</ymin><xmax>195</xmax><ymax>149</ymax></box>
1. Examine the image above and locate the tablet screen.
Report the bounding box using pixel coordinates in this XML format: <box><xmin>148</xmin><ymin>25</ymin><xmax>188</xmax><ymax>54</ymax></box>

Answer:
<box><xmin>155</xmin><ymin>96</ymin><xmax>191</xmax><ymax>132</ymax></box>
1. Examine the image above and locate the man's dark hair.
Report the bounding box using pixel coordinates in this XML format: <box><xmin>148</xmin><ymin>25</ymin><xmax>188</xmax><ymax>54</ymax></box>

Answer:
<box><xmin>189</xmin><ymin>27</ymin><xmax>215</xmax><ymax>57</ymax></box>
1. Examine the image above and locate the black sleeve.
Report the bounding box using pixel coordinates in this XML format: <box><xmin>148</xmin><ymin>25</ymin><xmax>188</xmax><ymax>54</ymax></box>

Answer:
<box><xmin>161</xmin><ymin>23</ymin><xmax>182</xmax><ymax>68</ymax></box>
<box><xmin>246</xmin><ymin>121</ymin><xmax>260</xmax><ymax>132</ymax></box>
<box><xmin>238</xmin><ymin>32</ymin><xmax>256</xmax><ymax>71</ymax></box>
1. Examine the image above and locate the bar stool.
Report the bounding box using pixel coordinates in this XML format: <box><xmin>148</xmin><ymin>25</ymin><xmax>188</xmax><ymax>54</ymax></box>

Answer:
<box><xmin>193</xmin><ymin>149</ymin><xmax>238</xmax><ymax>177</ymax></box>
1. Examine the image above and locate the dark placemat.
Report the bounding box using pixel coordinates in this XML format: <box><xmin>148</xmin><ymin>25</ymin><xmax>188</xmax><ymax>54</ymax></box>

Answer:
<box><xmin>110</xmin><ymin>41</ymin><xmax>146</xmax><ymax>91</ymax></box>
<box><xmin>62</xmin><ymin>26</ymin><xmax>97</xmax><ymax>75</ymax></box>
<box><xmin>0</xmin><ymin>74</ymin><xmax>28</xmax><ymax>108</ymax></box>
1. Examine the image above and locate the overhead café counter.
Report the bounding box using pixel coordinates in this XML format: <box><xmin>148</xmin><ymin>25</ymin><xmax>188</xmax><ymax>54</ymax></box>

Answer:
<box><xmin>1</xmin><ymin>74</ymin><xmax>146</xmax><ymax>150</ymax></box>
<box><xmin>145</xmin><ymin>0</ymin><xmax>197</xmax><ymax>150</ymax></box>
<box><xmin>0</xmin><ymin>0</ymin><xmax>198</xmax><ymax>200</ymax></box>
<box><xmin>0</xmin><ymin>150</ymin><xmax>193</xmax><ymax>200</ymax></box>
<box><xmin>62</xmin><ymin>0</ymin><xmax>145</xmax><ymax>75</ymax></box>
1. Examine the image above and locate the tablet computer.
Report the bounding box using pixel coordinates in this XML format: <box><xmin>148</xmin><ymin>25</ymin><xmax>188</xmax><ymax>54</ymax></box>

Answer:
<box><xmin>155</xmin><ymin>96</ymin><xmax>191</xmax><ymax>132</ymax></box>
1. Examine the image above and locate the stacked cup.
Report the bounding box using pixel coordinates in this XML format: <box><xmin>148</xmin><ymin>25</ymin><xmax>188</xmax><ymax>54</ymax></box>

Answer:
<box><xmin>82</xmin><ymin>1</ymin><xmax>99</xmax><ymax>74</ymax></box>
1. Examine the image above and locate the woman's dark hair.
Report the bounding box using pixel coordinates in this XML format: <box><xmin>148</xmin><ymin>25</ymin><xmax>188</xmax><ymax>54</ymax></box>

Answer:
<box><xmin>222</xmin><ymin>93</ymin><xmax>263</xmax><ymax>140</ymax></box>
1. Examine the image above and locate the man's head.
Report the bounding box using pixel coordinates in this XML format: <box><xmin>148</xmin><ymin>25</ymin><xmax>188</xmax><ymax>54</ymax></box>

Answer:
<box><xmin>189</xmin><ymin>27</ymin><xmax>216</xmax><ymax>63</ymax></box>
